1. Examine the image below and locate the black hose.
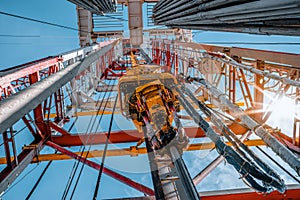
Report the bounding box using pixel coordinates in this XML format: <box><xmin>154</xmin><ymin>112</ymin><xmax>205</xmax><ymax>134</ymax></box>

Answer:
<box><xmin>176</xmin><ymin>86</ymin><xmax>285</xmax><ymax>193</ymax></box>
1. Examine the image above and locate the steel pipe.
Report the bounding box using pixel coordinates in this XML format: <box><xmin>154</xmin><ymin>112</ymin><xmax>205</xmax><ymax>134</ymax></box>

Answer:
<box><xmin>153</xmin><ymin>0</ymin><xmax>300</xmax><ymax>36</ymax></box>
<box><xmin>154</xmin><ymin>0</ymin><xmax>255</xmax><ymax>23</ymax></box>
<box><xmin>157</xmin><ymin>1</ymin><xmax>300</xmax><ymax>24</ymax></box>
<box><xmin>68</xmin><ymin>0</ymin><xmax>116</xmax><ymax>14</ymax></box>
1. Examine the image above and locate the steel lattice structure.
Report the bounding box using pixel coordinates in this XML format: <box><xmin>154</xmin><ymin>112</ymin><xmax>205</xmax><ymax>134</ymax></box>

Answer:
<box><xmin>0</xmin><ymin>1</ymin><xmax>300</xmax><ymax>199</ymax></box>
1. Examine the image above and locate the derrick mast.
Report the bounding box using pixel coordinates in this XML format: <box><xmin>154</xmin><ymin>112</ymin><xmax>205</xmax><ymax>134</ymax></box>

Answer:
<box><xmin>0</xmin><ymin>1</ymin><xmax>300</xmax><ymax>199</ymax></box>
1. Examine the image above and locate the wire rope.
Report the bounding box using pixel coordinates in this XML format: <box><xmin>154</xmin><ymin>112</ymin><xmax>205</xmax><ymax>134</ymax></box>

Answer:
<box><xmin>0</xmin><ymin>34</ymin><xmax>40</xmax><ymax>38</ymax></box>
<box><xmin>93</xmin><ymin>93</ymin><xmax>118</xmax><ymax>200</ymax></box>
<box><xmin>61</xmin><ymin>79</ymin><xmax>115</xmax><ymax>199</ymax></box>
<box><xmin>25</xmin><ymin>154</ymin><xmax>54</xmax><ymax>200</ymax></box>
<box><xmin>61</xmin><ymin>81</ymin><xmax>111</xmax><ymax>199</ymax></box>
<box><xmin>25</xmin><ymin>118</ymin><xmax>77</xmax><ymax>199</ymax></box>
<box><xmin>69</xmin><ymin>80</ymin><xmax>117</xmax><ymax>199</ymax></box>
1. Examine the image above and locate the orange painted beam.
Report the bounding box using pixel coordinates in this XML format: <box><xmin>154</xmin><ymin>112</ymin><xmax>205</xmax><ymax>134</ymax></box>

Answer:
<box><xmin>0</xmin><ymin>139</ymin><xmax>265</xmax><ymax>164</ymax></box>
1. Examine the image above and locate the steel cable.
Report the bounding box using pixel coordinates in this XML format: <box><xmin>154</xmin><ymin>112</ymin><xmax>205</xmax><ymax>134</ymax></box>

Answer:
<box><xmin>69</xmin><ymin>80</ymin><xmax>117</xmax><ymax>199</ymax></box>
<box><xmin>61</xmin><ymin>79</ymin><xmax>113</xmax><ymax>200</ymax></box>
<box><xmin>92</xmin><ymin>93</ymin><xmax>118</xmax><ymax>200</ymax></box>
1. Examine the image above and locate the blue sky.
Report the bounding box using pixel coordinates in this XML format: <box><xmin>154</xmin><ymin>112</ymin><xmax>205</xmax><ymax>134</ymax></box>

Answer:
<box><xmin>0</xmin><ymin>0</ymin><xmax>300</xmax><ymax>199</ymax></box>
<box><xmin>0</xmin><ymin>0</ymin><xmax>78</xmax><ymax>68</ymax></box>
<box><xmin>193</xmin><ymin>31</ymin><xmax>300</xmax><ymax>54</ymax></box>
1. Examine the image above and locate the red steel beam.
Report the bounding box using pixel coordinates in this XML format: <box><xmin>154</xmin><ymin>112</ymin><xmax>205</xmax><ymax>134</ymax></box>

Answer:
<box><xmin>200</xmin><ymin>187</ymin><xmax>300</xmax><ymax>200</ymax></box>
<box><xmin>49</xmin><ymin>121</ymin><xmax>71</xmax><ymax>135</ymax></box>
<box><xmin>51</xmin><ymin>127</ymin><xmax>211</xmax><ymax>146</ymax></box>
<box><xmin>126</xmin><ymin>187</ymin><xmax>300</xmax><ymax>200</ymax></box>
<box><xmin>0</xmin><ymin>57</ymin><xmax>59</xmax><ymax>88</ymax></box>
<box><xmin>51</xmin><ymin>125</ymin><xmax>300</xmax><ymax>154</ymax></box>
<box><xmin>46</xmin><ymin>141</ymin><xmax>154</xmax><ymax>196</ymax></box>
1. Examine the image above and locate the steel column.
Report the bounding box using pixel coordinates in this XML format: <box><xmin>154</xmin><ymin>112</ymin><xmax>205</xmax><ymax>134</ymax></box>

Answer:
<box><xmin>228</xmin><ymin>65</ymin><xmax>236</xmax><ymax>104</ymax></box>
<box><xmin>253</xmin><ymin>60</ymin><xmax>265</xmax><ymax>122</ymax></box>
<box><xmin>127</xmin><ymin>0</ymin><xmax>143</xmax><ymax>46</ymax></box>
<box><xmin>2</xmin><ymin>131</ymin><xmax>12</xmax><ymax>168</ymax></box>
<box><xmin>294</xmin><ymin>72</ymin><xmax>300</xmax><ymax>147</ymax></box>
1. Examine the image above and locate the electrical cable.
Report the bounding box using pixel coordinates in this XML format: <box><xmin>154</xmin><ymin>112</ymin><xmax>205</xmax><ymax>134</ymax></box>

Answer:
<box><xmin>0</xmin><ymin>11</ymin><xmax>90</xmax><ymax>33</ymax></box>
<box><xmin>0</xmin><ymin>34</ymin><xmax>40</xmax><ymax>38</ymax></box>
<box><xmin>176</xmin><ymin>86</ymin><xmax>286</xmax><ymax>193</ymax></box>
<box><xmin>184</xmin><ymin>83</ymin><xmax>285</xmax><ymax>185</ymax></box>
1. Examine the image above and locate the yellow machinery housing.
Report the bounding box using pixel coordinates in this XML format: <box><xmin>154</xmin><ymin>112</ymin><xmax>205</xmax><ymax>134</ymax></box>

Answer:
<box><xmin>118</xmin><ymin>65</ymin><xmax>180</xmax><ymax>131</ymax></box>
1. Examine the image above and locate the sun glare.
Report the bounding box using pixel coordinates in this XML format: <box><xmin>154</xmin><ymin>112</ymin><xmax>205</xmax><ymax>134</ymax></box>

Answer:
<box><xmin>265</xmin><ymin>96</ymin><xmax>298</xmax><ymax>136</ymax></box>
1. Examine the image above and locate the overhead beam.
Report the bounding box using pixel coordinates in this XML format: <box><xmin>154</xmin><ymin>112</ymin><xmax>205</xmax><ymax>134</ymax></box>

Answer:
<box><xmin>50</xmin><ymin>125</ymin><xmax>248</xmax><ymax>146</ymax></box>
<box><xmin>45</xmin><ymin>101</ymin><xmax>245</xmax><ymax>117</ymax></box>
<box><xmin>93</xmin><ymin>31</ymin><xmax>124</xmax><ymax>39</ymax></box>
